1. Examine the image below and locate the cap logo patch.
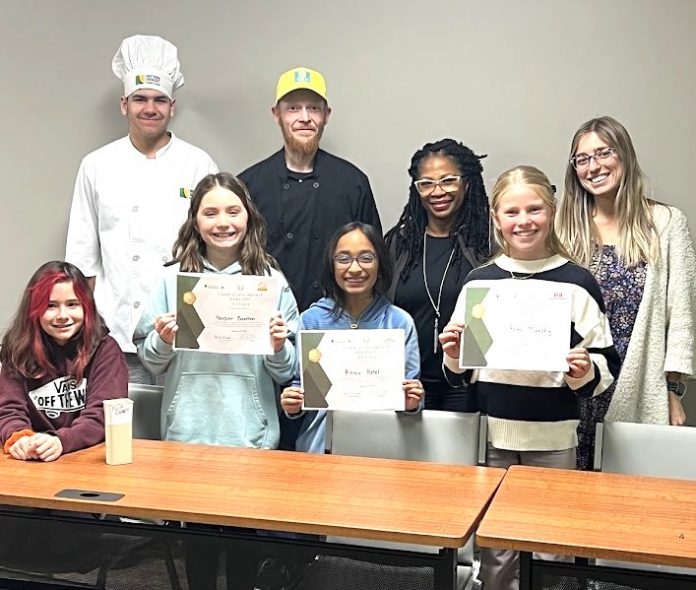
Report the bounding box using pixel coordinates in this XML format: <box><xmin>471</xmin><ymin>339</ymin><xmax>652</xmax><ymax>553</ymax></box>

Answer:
<box><xmin>294</xmin><ymin>70</ymin><xmax>311</xmax><ymax>83</ymax></box>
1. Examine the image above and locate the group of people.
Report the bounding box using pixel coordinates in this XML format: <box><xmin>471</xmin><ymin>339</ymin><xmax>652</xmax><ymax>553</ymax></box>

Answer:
<box><xmin>0</xmin><ymin>32</ymin><xmax>694</xmax><ymax>590</ymax></box>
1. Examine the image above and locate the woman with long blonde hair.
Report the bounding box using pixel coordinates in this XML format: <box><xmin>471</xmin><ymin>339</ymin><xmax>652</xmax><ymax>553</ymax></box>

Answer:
<box><xmin>557</xmin><ymin>116</ymin><xmax>696</xmax><ymax>470</ymax></box>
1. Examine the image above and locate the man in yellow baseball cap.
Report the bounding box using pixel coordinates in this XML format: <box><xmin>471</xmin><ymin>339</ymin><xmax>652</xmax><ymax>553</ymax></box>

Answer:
<box><xmin>239</xmin><ymin>67</ymin><xmax>381</xmax><ymax>455</ymax></box>
<box><xmin>239</xmin><ymin>66</ymin><xmax>381</xmax><ymax>314</ymax></box>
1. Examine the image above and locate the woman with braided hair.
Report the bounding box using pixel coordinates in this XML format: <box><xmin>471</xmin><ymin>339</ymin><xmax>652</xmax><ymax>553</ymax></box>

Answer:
<box><xmin>385</xmin><ymin>139</ymin><xmax>490</xmax><ymax>411</ymax></box>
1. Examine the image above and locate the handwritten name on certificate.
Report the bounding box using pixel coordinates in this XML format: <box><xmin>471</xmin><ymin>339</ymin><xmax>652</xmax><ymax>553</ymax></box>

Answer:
<box><xmin>175</xmin><ymin>273</ymin><xmax>278</xmax><ymax>355</ymax></box>
<box><xmin>299</xmin><ymin>329</ymin><xmax>405</xmax><ymax>411</ymax></box>
<box><xmin>459</xmin><ymin>280</ymin><xmax>571</xmax><ymax>371</ymax></box>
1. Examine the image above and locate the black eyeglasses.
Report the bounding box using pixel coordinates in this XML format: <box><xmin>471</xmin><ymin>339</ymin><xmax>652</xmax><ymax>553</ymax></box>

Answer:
<box><xmin>333</xmin><ymin>253</ymin><xmax>377</xmax><ymax>268</ymax></box>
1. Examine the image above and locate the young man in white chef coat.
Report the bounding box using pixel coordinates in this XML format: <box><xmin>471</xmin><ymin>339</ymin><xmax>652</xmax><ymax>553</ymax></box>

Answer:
<box><xmin>66</xmin><ymin>34</ymin><xmax>217</xmax><ymax>383</ymax></box>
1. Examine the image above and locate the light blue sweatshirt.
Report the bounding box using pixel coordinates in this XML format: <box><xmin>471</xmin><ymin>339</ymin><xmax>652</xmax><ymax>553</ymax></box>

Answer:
<box><xmin>133</xmin><ymin>260</ymin><xmax>298</xmax><ymax>449</ymax></box>
<box><xmin>292</xmin><ymin>295</ymin><xmax>421</xmax><ymax>453</ymax></box>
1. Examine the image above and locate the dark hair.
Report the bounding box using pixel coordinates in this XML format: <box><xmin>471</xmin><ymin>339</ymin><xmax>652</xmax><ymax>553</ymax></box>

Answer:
<box><xmin>384</xmin><ymin>138</ymin><xmax>490</xmax><ymax>281</ymax></box>
<box><xmin>321</xmin><ymin>222</ymin><xmax>393</xmax><ymax>316</ymax></box>
<box><xmin>0</xmin><ymin>261</ymin><xmax>107</xmax><ymax>382</ymax></box>
<box><xmin>172</xmin><ymin>172</ymin><xmax>277</xmax><ymax>275</ymax></box>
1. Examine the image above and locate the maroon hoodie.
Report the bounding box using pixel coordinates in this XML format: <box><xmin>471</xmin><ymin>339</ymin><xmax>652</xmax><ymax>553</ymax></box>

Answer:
<box><xmin>0</xmin><ymin>335</ymin><xmax>128</xmax><ymax>454</ymax></box>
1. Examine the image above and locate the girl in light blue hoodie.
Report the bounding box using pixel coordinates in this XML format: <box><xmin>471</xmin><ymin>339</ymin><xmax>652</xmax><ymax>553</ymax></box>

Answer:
<box><xmin>281</xmin><ymin>222</ymin><xmax>423</xmax><ymax>453</ymax></box>
<box><xmin>134</xmin><ymin>172</ymin><xmax>299</xmax><ymax>590</ymax></box>
<box><xmin>134</xmin><ymin>172</ymin><xmax>298</xmax><ymax>449</ymax></box>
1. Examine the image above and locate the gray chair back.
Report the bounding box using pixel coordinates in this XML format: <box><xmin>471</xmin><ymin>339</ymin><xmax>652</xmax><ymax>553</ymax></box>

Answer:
<box><xmin>595</xmin><ymin>421</ymin><xmax>696</xmax><ymax>480</ymax></box>
<box><xmin>329</xmin><ymin>409</ymin><xmax>485</xmax><ymax>466</ymax></box>
<box><xmin>128</xmin><ymin>383</ymin><xmax>163</xmax><ymax>440</ymax></box>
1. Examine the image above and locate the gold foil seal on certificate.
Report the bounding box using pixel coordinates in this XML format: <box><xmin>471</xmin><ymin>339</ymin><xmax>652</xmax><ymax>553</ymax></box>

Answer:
<box><xmin>471</xmin><ymin>303</ymin><xmax>485</xmax><ymax>319</ymax></box>
<box><xmin>308</xmin><ymin>349</ymin><xmax>322</xmax><ymax>363</ymax></box>
<box><xmin>182</xmin><ymin>291</ymin><xmax>196</xmax><ymax>305</ymax></box>
<box><xmin>257</xmin><ymin>282</ymin><xmax>268</xmax><ymax>291</ymax></box>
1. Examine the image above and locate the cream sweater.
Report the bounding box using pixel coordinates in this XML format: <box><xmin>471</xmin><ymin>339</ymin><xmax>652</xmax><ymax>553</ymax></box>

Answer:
<box><xmin>605</xmin><ymin>204</ymin><xmax>696</xmax><ymax>424</ymax></box>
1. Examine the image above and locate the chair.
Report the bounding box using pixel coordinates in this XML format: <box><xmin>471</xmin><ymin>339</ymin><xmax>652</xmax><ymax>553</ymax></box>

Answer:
<box><xmin>0</xmin><ymin>510</ymin><xmax>183</xmax><ymax>589</ymax></box>
<box><xmin>310</xmin><ymin>410</ymin><xmax>486</xmax><ymax>590</ymax></box>
<box><xmin>128</xmin><ymin>383</ymin><xmax>165</xmax><ymax>440</ymax></box>
<box><xmin>594</xmin><ymin>420</ymin><xmax>696</xmax><ymax>479</ymax></box>
<box><xmin>328</xmin><ymin>409</ymin><xmax>486</xmax><ymax>466</ymax></box>
<box><xmin>593</xmin><ymin>421</ymin><xmax>696</xmax><ymax>575</ymax></box>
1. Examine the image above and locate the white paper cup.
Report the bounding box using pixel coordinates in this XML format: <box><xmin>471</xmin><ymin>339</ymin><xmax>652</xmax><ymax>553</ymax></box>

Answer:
<box><xmin>103</xmin><ymin>399</ymin><xmax>134</xmax><ymax>465</ymax></box>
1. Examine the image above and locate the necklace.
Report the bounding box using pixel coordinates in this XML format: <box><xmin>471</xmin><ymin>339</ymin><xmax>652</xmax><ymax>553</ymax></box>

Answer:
<box><xmin>348</xmin><ymin>302</ymin><xmax>370</xmax><ymax>329</ymax></box>
<box><xmin>508</xmin><ymin>270</ymin><xmax>538</xmax><ymax>280</ymax></box>
<box><xmin>422</xmin><ymin>232</ymin><xmax>456</xmax><ymax>353</ymax></box>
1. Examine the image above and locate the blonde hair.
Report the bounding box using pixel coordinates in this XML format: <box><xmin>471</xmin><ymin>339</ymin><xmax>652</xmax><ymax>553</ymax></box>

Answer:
<box><xmin>490</xmin><ymin>165</ymin><xmax>572</xmax><ymax>260</ymax></box>
<box><xmin>557</xmin><ymin>116</ymin><xmax>658</xmax><ymax>268</ymax></box>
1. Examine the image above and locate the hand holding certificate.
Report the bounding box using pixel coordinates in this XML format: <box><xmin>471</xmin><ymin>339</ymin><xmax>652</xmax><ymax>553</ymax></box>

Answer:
<box><xmin>175</xmin><ymin>273</ymin><xmax>278</xmax><ymax>355</ymax></box>
<box><xmin>458</xmin><ymin>280</ymin><xmax>571</xmax><ymax>372</ymax></box>
<box><xmin>299</xmin><ymin>329</ymin><xmax>406</xmax><ymax>411</ymax></box>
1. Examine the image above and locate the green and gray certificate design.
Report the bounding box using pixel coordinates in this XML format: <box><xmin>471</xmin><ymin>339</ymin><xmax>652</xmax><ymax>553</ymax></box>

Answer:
<box><xmin>299</xmin><ymin>329</ymin><xmax>405</xmax><ymax>411</ymax></box>
<box><xmin>459</xmin><ymin>280</ymin><xmax>571</xmax><ymax>371</ymax></box>
<box><xmin>175</xmin><ymin>272</ymin><xmax>278</xmax><ymax>355</ymax></box>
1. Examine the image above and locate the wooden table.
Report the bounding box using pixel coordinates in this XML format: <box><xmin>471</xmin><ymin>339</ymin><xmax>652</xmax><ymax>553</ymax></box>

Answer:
<box><xmin>0</xmin><ymin>439</ymin><xmax>505</xmax><ymax>590</ymax></box>
<box><xmin>476</xmin><ymin>465</ymin><xmax>696</xmax><ymax>589</ymax></box>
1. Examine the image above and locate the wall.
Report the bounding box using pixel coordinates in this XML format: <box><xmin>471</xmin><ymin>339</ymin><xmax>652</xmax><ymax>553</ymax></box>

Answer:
<box><xmin>1</xmin><ymin>0</ymin><xmax>695</xmax><ymax>331</ymax></box>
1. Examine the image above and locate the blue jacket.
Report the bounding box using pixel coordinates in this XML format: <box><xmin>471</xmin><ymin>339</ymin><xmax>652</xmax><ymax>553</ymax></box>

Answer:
<box><xmin>133</xmin><ymin>260</ymin><xmax>298</xmax><ymax>449</ymax></box>
<box><xmin>293</xmin><ymin>295</ymin><xmax>420</xmax><ymax>453</ymax></box>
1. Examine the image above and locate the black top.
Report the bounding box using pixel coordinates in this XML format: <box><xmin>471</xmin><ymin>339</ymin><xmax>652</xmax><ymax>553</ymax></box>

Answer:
<box><xmin>393</xmin><ymin>234</ymin><xmax>473</xmax><ymax>385</ymax></box>
<box><xmin>239</xmin><ymin>148</ymin><xmax>382</xmax><ymax>311</ymax></box>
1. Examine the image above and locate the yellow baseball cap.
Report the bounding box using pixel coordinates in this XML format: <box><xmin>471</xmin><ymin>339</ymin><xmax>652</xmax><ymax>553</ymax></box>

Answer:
<box><xmin>276</xmin><ymin>67</ymin><xmax>327</xmax><ymax>102</ymax></box>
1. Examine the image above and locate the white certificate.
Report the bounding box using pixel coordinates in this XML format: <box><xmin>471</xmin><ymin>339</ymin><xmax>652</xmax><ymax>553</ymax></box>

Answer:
<box><xmin>175</xmin><ymin>273</ymin><xmax>278</xmax><ymax>355</ymax></box>
<box><xmin>459</xmin><ymin>280</ymin><xmax>571</xmax><ymax>371</ymax></box>
<box><xmin>299</xmin><ymin>329</ymin><xmax>405</xmax><ymax>411</ymax></box>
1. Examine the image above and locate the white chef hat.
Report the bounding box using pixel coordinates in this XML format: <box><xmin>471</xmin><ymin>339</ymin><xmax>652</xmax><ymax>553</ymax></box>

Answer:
<box><xmin>112</xmin><ymin>34</ymin><xmax>184</xmax><ymax>100</ymax></box>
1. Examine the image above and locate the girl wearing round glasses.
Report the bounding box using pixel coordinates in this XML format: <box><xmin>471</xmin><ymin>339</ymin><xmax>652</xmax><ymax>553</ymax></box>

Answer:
<box><xmin>280</xmin><ymin>222</ymin><xmax>423</xmax><ymax>453</ymax></box>
<box><xmin>384</xmin><ymin>139</ymin><xmax>490</xmax><ymax>412</ymax></box>
<box><xmin>557</xmin><ymin>116</ymin><xmax>696</xmax><ymax>470</ymax></box>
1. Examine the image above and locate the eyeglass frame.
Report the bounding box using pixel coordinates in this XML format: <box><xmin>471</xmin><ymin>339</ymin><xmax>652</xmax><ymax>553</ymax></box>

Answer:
<box><xmin>570</xmin><ymin>147</ymin><xmax>616</xmax><ymax>170</ymax></box>
<box><xmin>332</xmin><ymin>252</ymin><xmax>378</xmax><ymax>268</ymax></box>
<box><xmin>413</xmin><ymin>175</ymin><xmax>464</xmax><ymax>196</ymax></box>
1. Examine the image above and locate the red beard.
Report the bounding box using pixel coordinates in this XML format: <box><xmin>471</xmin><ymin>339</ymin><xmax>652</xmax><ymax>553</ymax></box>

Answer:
<box><xmin>281</xmin><ymin>125</ymin><xmax>323</xmax><ymax>159</ymax></box>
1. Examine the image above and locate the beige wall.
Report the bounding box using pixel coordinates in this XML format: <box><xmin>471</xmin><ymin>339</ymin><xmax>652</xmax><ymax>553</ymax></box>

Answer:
<box><xmin>1</xmin><ymin>0</ymin><xmax>695</xmax><ymax>332</ymax></box>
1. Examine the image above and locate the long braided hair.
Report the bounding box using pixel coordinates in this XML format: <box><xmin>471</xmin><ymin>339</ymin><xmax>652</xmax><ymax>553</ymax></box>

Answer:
<box><xmin>385</xmin><ymin>139</ymin><xmax>490</xmax><ymax>282</ymax></box>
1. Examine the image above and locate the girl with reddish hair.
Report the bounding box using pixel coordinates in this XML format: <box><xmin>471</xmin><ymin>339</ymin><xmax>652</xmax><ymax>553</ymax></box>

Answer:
<box><xmin>0</xmin><ymin>261</ymin><xmax>127</xmax><ymax>461</ymax></box>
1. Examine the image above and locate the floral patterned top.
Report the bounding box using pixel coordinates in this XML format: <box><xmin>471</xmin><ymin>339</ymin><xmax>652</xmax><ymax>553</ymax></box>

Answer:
<box><xmin>591</xmin><ymin>245</ymin><xmax>647</xmax><ymax>362</ymax></box>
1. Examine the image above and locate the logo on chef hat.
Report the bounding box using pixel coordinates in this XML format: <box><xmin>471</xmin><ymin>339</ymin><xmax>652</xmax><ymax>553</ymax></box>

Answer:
<box><xmin>135</xmin><ymin>73</ymin><xmax>162</xmax><ymax>86</ymax></box>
